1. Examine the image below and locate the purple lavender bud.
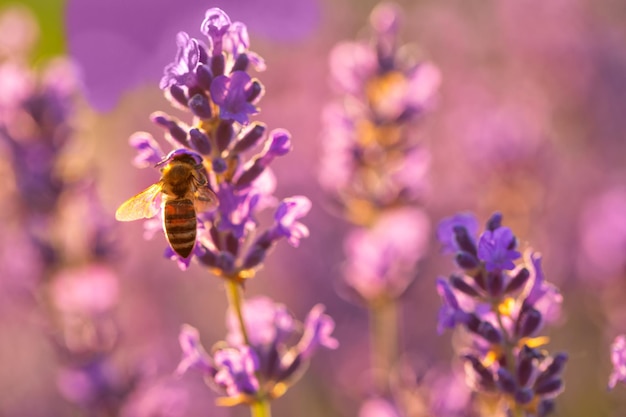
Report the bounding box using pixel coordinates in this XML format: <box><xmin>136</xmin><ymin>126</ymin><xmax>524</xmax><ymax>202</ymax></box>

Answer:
<box><xmin>535</xmin><ymin>353</ymin><xmax>567</xmax><ymax>387</ymax></box>
<box><xmin>516</xmin><ymin>349</ymin><xmax>536</xmax><ymax>387</ymax></box>
<box><xmin>453</xmin><ymin>225</ymin><xmax>478</xmax><ymax>256</ymax></box>
<box><xmin>485</xmin><ymin>212</ymin><xmax>503</xmax><ymax>231</ymax></box>
<box><xmin>215</xmin><ymin>120</ymin><xmax>234</xmax><ymax>152</ymax></box>
<box><xmin>455</xmin><ymin>251</ymin><xmax>479</xmax><ymax>269</ymax></box>
<box><xmin>241</xmin><ymin>245</ymin><xmax>267</xmax><ymax>270</ymax></box>
<box><xmin>169</xmin><ymin>84</ymin><xmax>188</xmax><ymax>107</ymax></box>
<box><xmin>235</xmin><ymin>159</ymin><xmax>265</xmax><ymax>188</ymax></box>
<box><xmin>514</xmin><ymin>387</ymin><xmax>534</xmax><ymax>404</ymax></box>
<box><xmin>151</xmin><ymin>112</ymin><xmax>188</xmax><ymax>146</ymax></box>
<box><xmin>209</xmin><ymin>226</ymin><xmax>223</xmax><ymax>250</ymax></box>
<box><xmin>211</xmin><ymin>53</ymin><xmax>226</xmax><ymax>76</ymax></box>
<box><xmin>189</xmin><ymin>128</ymin><xmax>211</xmax><ymax>155</ymax></box>
<box><xmin>225</xmin><ymin>231</ymin><xmax>239</xmax><ymax>255</ymax></box>
<box><xmin>486</xmin><ymin>271</ymin><xmax>504</xmax><ymax>297</ymax></box>
<box><xmin>496</xmin><ymin>368</ymin><xmax>517</xmax><ymax>393</ymax></box>
<box><xmin>176</xmin><ymin>324</ymin><xmax>214</xmax><ymax>376</ymax></box>
<box><xmin>246</xmin><ymin>80</ymin><xmax>264</xmax><ymax>103</ymax></box>
<box><xmin>476</xmin><ymin>321</ymin><xmax>503</xmax><ymax>344</ymax></box>
<box><xmin>515</xmin><ymin>307</ymin><xmax>543</xmax><ymax>338</ymax></box>
<box><xmin>232</xmin><ymin>53</ymin><xmax>250</xmax><ymax>72</ymax></box>
<box><xmin>212</xmin><ymin>157</ymin><xmax>228</xmax><ymax>174</ymax></box>
<box><xmin>534</xmin><ymin>378</ymin><xmax>563</xmax><ymax>396</ymax></box>
<box><xmin>213</xmin><ymin>346</ymin><xmax>260</xmax><ymax>397</ymax></box>
<box><xmin>504</xmin><ymin>267</ymin><xmax>530</xmax><ymax>294</ymax></box>
<box><xmin>609</xmin><ymin>335</ymin><xmax>626</xmax><ymax>390</ymax></box>
<box><xmin>436</xmin><ymin>278</ymin><xmax>470</xmax><ymax>334</ymax></box>
<box><xmin>477</xmin><ymin>227</ymin><xmax>521</xmax><ymax>272</ymax></box>
<box><xmin>437</xmin><ymin>213</ymin><xmax>479</xmax><ymax>254</ymax></box>
<box><xmin>188</xmin><ymin>94</ymin><xmax>212</xmax><ymax>119</ymax></box>
<box><xmin>196</xmin><ymin>64</ymin><xmax>213</xmax><ymax>91</ymax></box>
<box><xmin>297</xmin><ymin>304</ymin><xmax>339</xmax><ymax>359</ymax></box>
<box><xmin>265</xmin><ymin>129</ymin><xmax>292</xmax><ymax>157</ymax></box>
<box><xmin>232</xmin><ymin>122</ymin><xmax>266</xmax><ymax>153</ymax></box>
<box><xmin>235</xmin><ymin>129</ymin><xmax>292</xmax><ymax>186</ymax></box>
<box><xmin>129</xmin><ymin>132</ymin><xmax>164</xmax><ymax>168</ymax></box>
<box><xmin>450</xmin><ymin>275</ymin><xmax>480</xmax><ymax>297</ymax></box>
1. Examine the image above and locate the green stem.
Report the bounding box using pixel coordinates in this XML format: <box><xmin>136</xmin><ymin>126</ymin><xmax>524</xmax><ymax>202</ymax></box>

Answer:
<box><xmin>250</xmin><ymin>399</ymin><xmax>272</xmax><ymax>417</ymax></box>
<box><xmin>369</xmin><ymin>300</ymin><xmax>399</xmax><ymax>393</ymax></box>
<box><xmin>225</xmin><ymin>278</ymin><xmax>250</xmax><ymax>345</ymax></box>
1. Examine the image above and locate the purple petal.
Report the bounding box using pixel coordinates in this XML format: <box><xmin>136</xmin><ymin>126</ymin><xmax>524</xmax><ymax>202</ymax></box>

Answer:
<box><xmin>129</xmin><ymin>132</ymin><xmax>164</xmax><ymax>168</ymax></box>
<box><xmin>176</xmin><ymin>324</ymin><xmax>213</xmax><ymax>376</ymax></box>
<box><xmin>213</xmin><ymin>346</ymin><xmax>259</xmax><ymax>397</ymax></box>
<box><xmin>297</xmin><ymin>304</ymin><xmax>339</xmax><ymax>359</ymax></box>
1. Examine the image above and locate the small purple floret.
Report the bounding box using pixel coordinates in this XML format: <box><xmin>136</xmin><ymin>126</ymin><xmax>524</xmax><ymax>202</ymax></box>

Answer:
<box><xmin>297</xmin><ymin>304</ymin><xmax>339</xmax><ymax>359</ymax></box>
<box><xmin>210</xmin><ymin>71</ymin><xmax>258</xmax><ymax>124</ymax></box>
<box><xmin>477</xmin><ymin>227</ymin><xmax>520</xmax><ymax>271</ymax></box>
<box><xmin>160</xmin><ymin>32</ymin><xmax>203</xmax><ymax>90</ymax></box>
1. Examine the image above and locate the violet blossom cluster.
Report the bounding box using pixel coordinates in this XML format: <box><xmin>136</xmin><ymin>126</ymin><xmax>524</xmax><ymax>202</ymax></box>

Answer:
<box><xmin>177</xmin><ymin>296</ymin><xmax>338</xmax><ymax>406</ymax></box>
<box><xmin>131</xmin><ymin>8</ymin><xmax>309</xmax><ymax>277</ymax></box>
<box><xmin>436</xmin><ymin>212</ymin><xmax>567</xmax><ymax>417</ymax></box>
<box><xmin>320</xmin><ymin>3</ymin><xmax>438</xmax><ymax>306</ymax></box>
<box><xmin>121</xmin><ymin>7</ymin><xmax>338</xmax><ymax>411</ymax></box>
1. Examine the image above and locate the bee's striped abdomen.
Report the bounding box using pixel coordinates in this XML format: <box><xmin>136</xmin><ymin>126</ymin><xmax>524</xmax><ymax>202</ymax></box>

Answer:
<box><xmin>163</xmin><ymin>199</ymin><xmax>197</xmax><ymax>258</ymax></box>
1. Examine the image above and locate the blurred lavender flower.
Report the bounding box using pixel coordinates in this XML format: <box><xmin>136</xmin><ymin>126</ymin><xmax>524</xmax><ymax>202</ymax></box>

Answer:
<box><xmin>342</xmin><ymin>208</ymin><xmax>430</xmax><ymax>303</ymax></box>
<box><xmin>436</xmin><ymin>212</ymin><xmax>567</xmax><ymax>416</ymax></box>
<box><xmin>119</xmin><ymin>8</ymin><xmax>309</xmax><ymax>279</ymax></box>
<box><xmin>320</xmin><ymin>3</ymin><xmax>440</xmax><ymax>225</ymax></box>
<box><xmin>320</xmin><ymin>3</ymin><xmax>440</xmax><ymax>404</ymax></box>
<box><xmin>177</xmin><ymin>296</ymin><xmax>337</xmax><ymax>406</ymax></box>
<box><xmin>609</xmin><ymin>334</ymin><xmax>626</xmax><ymax>390</ymax></box>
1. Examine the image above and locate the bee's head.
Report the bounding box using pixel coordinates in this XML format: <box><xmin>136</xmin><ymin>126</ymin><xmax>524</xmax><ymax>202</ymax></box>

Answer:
<box><xmin>156</xmin><ymin>149</ymin><xmax>204</xmax><ymax>168</ymax></box>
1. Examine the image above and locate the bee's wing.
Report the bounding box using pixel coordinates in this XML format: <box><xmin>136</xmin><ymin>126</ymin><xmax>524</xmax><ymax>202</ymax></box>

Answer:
<box><xmin>193</xmin><ymin>186</ymin><xmax>219</xmax><ymax>214</ymax></box>
<box><xmin>115</xmin><ymin>183</ymin><xmax>163</xmax><ymax>221</ymax></box>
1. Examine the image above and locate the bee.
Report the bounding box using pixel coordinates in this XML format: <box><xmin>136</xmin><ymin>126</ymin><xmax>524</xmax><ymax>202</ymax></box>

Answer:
<box><xmin>115</xmin><ymin>150</ymin><xmax>218</xmax><ymax>258</ymax></box>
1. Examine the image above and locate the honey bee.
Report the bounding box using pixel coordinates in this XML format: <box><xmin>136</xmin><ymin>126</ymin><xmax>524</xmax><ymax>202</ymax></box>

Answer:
<box><xmin>116</xmin><ymin>150</ymin><xmax>218</xmax><ymax>258</ymax></box>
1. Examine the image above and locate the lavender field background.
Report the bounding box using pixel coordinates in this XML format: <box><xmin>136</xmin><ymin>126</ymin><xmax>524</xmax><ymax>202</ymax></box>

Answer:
<box><xmin>1</xmin><ymin>0</ymin><xmax>626</xmax><ymax>416</ymax></box>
